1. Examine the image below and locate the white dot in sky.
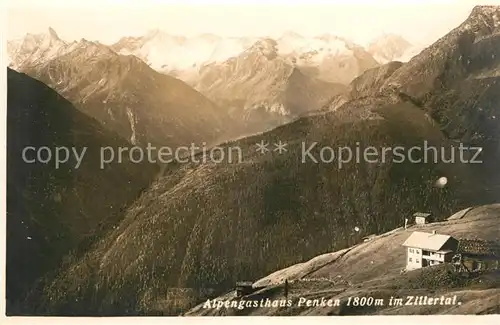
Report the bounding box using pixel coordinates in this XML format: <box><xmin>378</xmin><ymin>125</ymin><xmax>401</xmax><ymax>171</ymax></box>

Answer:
<box><xmin>435</xmin><ymin>177</ymin><xmax>448</xmax><ymax>188</ymax></box>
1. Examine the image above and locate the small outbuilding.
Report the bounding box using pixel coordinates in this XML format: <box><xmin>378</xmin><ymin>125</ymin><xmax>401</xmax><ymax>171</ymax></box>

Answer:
<box><xmin>235</xmin><ymin>281</ymin><xmax>257</xmax><ymax>297</ymax></box>
<box><xmin>414</xmin><ymin>212</ymin><xmax>433</xmax><ymax>225</ymax></box>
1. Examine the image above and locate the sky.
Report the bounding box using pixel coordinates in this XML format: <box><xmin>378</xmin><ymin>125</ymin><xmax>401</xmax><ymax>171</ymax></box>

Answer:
<box><xmin>6</xmin><ymin>0</ymin><xmax>500</xmax><ymax>46</ymax></box>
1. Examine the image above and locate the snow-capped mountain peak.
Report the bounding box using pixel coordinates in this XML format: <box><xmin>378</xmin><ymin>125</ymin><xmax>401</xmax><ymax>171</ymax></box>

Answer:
<box><xmin>8</xmin><ymin>27</ymin><xmax>69</xmax><ymax>69</ymax></box>
<box><xmin>276</xmin><ymin>32</ymin><xmax>351</xmax><ymax>57</ymax></box>
<box><xmin>21</xmin><ymin>28</ymin><xmax>62</xmax><ymax>50</ymax></box>
<box><xmin>367</xmin><ymin>34</ymin><xmax>420</xmax><ymax>64</ymax></box>
<box><xmin>273</xmin><ymin>32</ymin><xmax>378</xmax><ymax>84</ymax></box>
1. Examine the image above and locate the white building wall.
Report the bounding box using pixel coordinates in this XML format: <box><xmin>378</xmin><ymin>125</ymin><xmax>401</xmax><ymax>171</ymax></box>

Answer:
<box><xmin>406</xmin><ymin>247</ymin><xmax>423</xmax><ymax>270</ymax></box>
<box><xmin>415</xmin><ymin>217</ymin><xmax>426</xmax><ymax>225</ymax></box>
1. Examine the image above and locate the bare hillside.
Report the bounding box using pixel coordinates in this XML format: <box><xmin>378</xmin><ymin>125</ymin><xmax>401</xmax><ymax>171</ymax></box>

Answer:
<box><xmin>186</xmin><ymin>204</ymin><xmax>500</xmax><ymax>316</ymax></box>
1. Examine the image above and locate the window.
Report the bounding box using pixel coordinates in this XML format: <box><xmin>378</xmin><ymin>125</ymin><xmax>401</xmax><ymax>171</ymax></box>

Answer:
<box><xmin>409</xmin><ymin>258</ymin><xmax>413</xmax><ymax>262</ymax></box>
<box><xmin>409</xmin><ymin>249</ymin><xmax>413</xmax><ymax>253</ymax></box>
<box><xmin>416</xmin><ymin>259</ymin><xmax>420</xmax><ymax>263</ymax></box>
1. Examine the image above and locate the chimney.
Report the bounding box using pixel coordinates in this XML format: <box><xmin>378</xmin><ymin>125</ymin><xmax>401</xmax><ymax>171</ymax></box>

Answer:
<box><xmin>432</xmin><ymin>230</ymin><xmax>436</xmax><ymax>235</ymax></box>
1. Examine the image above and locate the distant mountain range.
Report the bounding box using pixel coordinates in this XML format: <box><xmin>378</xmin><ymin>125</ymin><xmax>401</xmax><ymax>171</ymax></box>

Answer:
<box><xmin>10</xmin><ymin>28</ymin><xmax>389</xmax><ymax>138</ymax></box>
<box><xmin>9</xmin><ymin>27</ymin><xmax>423</xmax><ymax>84</ymax></box>
<box><xmin>7</xmin><ymin>27</ymin><xmax>425</xmax><ymax>137</ymax></box>
<box><xmin>111</xmin><ymin>30</ymin><xmax>381</xmax><ymax>84</ymax></box>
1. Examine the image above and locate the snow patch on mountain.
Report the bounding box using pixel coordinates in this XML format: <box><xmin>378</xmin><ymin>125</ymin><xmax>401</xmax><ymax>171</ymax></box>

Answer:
<box><xmin>277</xmin><ymin>32</ymin><xmax>352</xmax><ymax>58</ymax></box>
<box><xmin>111</xmin><ymin>30</ymin><xmax>377</xmax><ymax>84</ymax></box>
<box><xmin>112</xmin><ymin>30</ymin><xmax>257</xmax><ymax>73</ymax></box>
<box><xmin>126</xmin><ymin>107</ymin><xmax>138</xmax><ymax>145</ymax></box>
<box><xmin>247</xmin><ymin>102</ymin><xmax>289</xmax><ymax>116</ymax></box>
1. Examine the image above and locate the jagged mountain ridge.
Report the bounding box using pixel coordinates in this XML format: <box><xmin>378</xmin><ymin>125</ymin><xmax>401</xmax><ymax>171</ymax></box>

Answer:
<box><xmin>190</xmin><ymin>38</ymin><xmax>348</xmax><ymax>136</ymax></box>
<box><xmin>7</xmin><ymin>27</ymin><xmax>78</xmax><ymax>70</ymax></box>
<box><xmin>9</xmin><ymin>27</ymin><xmax>377</xmax><ymax>137</ymax></box>
<box><xmin>327</xmin><ymin>5</ymin><xmax>500</xmax><ymax>152</ymax></box>
<box><xmin>20</xmin><ymin>39</ymin><xmax>229</xmax><ymax>148</ymax></box>
<box><xmin>9</xmin><ymin>30</ymin><xmax>352</xmax><ymax>141</ymax></box>
<box><xmin>111</xmin><ymin>30</ymin><xmax>379</xmax><ymax>84</ymax></box>
<box><xmin>195</xmin><ymin>38</ymin><xmax>348</xmax><ymax>114</ymax></box>
<box><xmin>10</xmin><ymin>27</ymin><xmax>421</xmax><ymax>86</ymax></box>
<box><xmin>6</xmin><ymin>68</ymin><xmax>158</xmax><ymax>314</ymax></box>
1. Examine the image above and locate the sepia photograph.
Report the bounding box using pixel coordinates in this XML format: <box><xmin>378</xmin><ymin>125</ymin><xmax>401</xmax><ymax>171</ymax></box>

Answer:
<box><xmin>2</xmin><ymin>0</ymin><xmax>500</xmax><ymax>320</ymax></box>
